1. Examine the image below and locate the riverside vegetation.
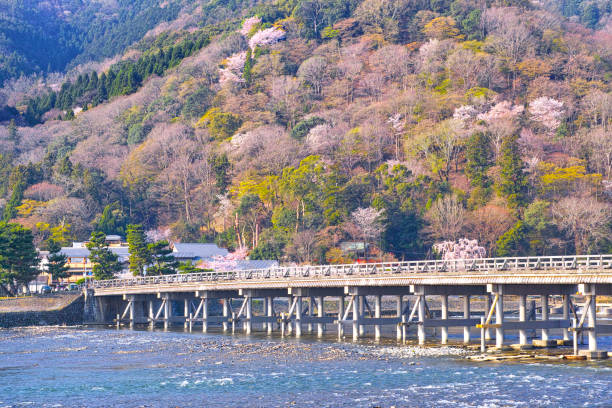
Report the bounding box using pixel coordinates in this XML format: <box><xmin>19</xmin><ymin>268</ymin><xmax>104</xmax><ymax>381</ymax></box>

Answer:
<box><xmin>0</xmin><ymin>0</ymin><xmax>611</xmax><ymax>285</ymax></box>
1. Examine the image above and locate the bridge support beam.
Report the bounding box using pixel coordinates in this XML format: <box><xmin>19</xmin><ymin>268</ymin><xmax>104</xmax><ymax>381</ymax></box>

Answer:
<box><xmin>338</xmin><ymin>296</ymin><xmax>344</xmax><ymax>338</ymax></box>
<box><xmin>418</xmin><ymin>295</ymin><xmax>426</xmax><ymax>345</ymax></box>
<box><xmin>579</xmin><ymin>284</ymin><xmax>598</xmax><ymax>352</ymax></box>
<box><xmin>295</xmin><ymin>296</ymin><xmax>302</xmax><ymax>337</ymax></box>
<box><xmin>223</xmin><ymin>299</ymin><xmax>229</xmax><ymax>332</ymax></box>
<box><xmin>562</xmin><ymin>295</ymin><xmax>570</xmax><ymax>341</ymax></box>
<box><xmin>463</xmin><ymin>295</ymin><xmax>471</xmax><ymax>344</ymax></box>
<box><xmin>440</xmin><ymin>295</ymin><xmax>448</xmax><ymax>345</ymax></box>
<box><xmin>396</xmin><ymin>296</ymin><xmax>403</xmax><ymax>341</ymax></box>
<box><xmin>358</xmin><ymin>296</ymin><xmax>365</xmax><ymax>337</ymax></box>
<box><xmin>352</xmin><ymin>295</ymin><xmax>360</xmax><ymax>341</ymax></box>
<box><xmin>541</xmin><ymin>295</ymin><xmax>549</xmax><ymax>341</ymax></box>
<box><xmin>267</xmin><ymin>297</ymin><xmax>274</xmax><ymax>334</ymax></box>
<box><xmin>374</xmin><ymin>295</ymin><xmax>382</xmax><ymax>340</ymax></box>
<box><xmin>317</xmin><ymin>296</ymin><xmax>325</xmax><ymax>337</ymax></box>
<box><xmin>519</xmin><ymin>295</ymin><xmax>527</xmax><ymax>345</ymax></box>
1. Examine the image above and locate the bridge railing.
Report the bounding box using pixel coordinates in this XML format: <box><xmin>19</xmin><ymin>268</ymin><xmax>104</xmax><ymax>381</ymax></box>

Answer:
<box><xmin>91</xmin><ymin>254</ymin><xmax>612</xmax><ymax>289</ymax></box>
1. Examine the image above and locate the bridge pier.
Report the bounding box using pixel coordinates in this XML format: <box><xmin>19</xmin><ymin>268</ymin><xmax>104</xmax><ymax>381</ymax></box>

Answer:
<box><xmin>541</xmin><ymin>295</ymin><xmax>549</xmax><ymax>342</ymax></box>
<box><xmin>397</xmin><ymin>296</ymin><xmax>404</xmax><ymax>341</ymax></box>
<box><xmin>463</xmin><ymin>295</ymin><xmax>471</xmax><ymax>344</ymax></box>
<box><xmin>338</xmin><ymin>296</ymin><xmax>345</xmax><ymax>338</ymax></box>
<box><xmin>317</xmin><ymin>296</ymin><xmax>325</xmax><ymax>337</ymax></box>
<box><xmin>440</xmin><ymin>295</ymin><xmax>448</xmax><ymax>344</ymax></box>
<box><xmin>519</xmin><ymin>295</ymin><xmax>527</xmax><ymax>346</ymax></box>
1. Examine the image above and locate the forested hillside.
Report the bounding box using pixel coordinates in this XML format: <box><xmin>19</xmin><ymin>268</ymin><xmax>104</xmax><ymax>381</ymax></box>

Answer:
<box><xmin>0</xmin><ymin>0</ymin><xmax>611</xmax><ymax>264</ymax></box>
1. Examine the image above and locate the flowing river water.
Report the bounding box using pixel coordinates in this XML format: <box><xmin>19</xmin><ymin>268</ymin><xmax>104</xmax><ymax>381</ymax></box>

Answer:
<box><xmin>1</xmin><ymin>327</ymin><xmax>611</xmax><ymax>407</ymax></box>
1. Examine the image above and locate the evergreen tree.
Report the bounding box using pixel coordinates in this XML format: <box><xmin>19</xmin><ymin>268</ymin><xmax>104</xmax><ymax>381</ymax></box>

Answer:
<box><xmin>86</xmin><ymin>231</ymin><xmax>122</xmax><ymax>280</ymax></box>
<box><xmin>127</xmin><ymin>224</ymin><xmax>149</xmax><ymax>276</ymax></box>
<box><xmin>146</xmin><ymin>240</ymin><xmax>178</xmax><ymax>275</ymax></box>
<box><xmin>0</xmin><ymin>223</ymin><xmax>39</xmax><ymax>295</ymax></box>
<box><xmin>496</xmin><ymin>133</ymin><xmax>527</xmax><ymax>209</ymax></box>
<box><xmin>2</xmin><ymin>179</ymin><xmax>25</xmax><ymax>222</ymax></box>
<box><xmin>465</xmin><ymin>131</ymin><xmax>492</xmax><ymax>188</ymax></box>
<box><xmin>46</xmin><ymin>240</ymin><xmax>69</xmax><ymax>281</ymax></box>
<box><xmin>94</xmin><ymin>203</ymin><xmax>126</xmax><ymax>236</ymax></box>
<box><xmin>7</xmin><ymin>119</ymin><xmax>19</xmax><ymax>143</ymax></box>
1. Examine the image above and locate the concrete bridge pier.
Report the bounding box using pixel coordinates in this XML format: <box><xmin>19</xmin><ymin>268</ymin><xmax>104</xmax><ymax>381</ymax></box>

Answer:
<box><xmin>484</xmin><ymin>295</ymin><xmax>492</xmax><ymax>340</ymax></box>
<box><xmin>440</xmin><ymin>295</ymin><xmax>448</xmax><ymax>344</ymax></box>
<box><xmin>463</xmin><ymin>295</ymin><xmax>471</xmax><ymax>344</ymax></box>
<box><xmin>267</xmin><ymin>296</ymin><xmax>274</xmax><ymax>334</ymax></box>
<box><xmin>338</xmin><ymin>296</ymin><xmax>344</xmax><ymax>338</ymax></box>
<box><xmin>374</xmin><ymin>295</ymin><xmax>382</xmax><ymax>340</ymax></box>
<box><xmin>352</xmin><ymin>295</ymin><xmax>360</xmax><ymax>341</ymax></box>
<box><xmin>562</xmin><ymin>295</ymin><xmax>570</xmax><ymax>341</ymax></box>
<box><xmin>222</xmin><ymin>299</ymin><xmax>229</xmax><ymax>332</ymax></box>
<box><xmin>396</xmin><ymin>296</ymin><xmax>404</xmax><ymax>341</ymax></box>
<box><xmin>519</xmin><ymin>294</ymin><xmax>527</xmax><ymax>346</ymax></box>
<box><xmin>358</xmin><ymin>296</ymin><xmax>365</xmax><ymax>337</ymax></box>
<box><xmin>417</xmin><ymin>294</ymin><xmax>426</xmax><ymax>345</ymax></box>
<box><xmin>541</xmin><ymin>295</ymin><xmax>549</xmax><ymax>342</ymax></box>
<box><xmin>317</xmin><ymin>296</ymin><xmax>325</xmax><ymax>337</ymax></box>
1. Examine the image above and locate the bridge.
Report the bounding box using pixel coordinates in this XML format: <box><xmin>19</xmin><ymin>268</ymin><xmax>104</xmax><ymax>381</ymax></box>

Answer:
<box><xmin>88</xmin><ymin>254</ymin><xmax>612</xmax><ymax>359</ymax></box>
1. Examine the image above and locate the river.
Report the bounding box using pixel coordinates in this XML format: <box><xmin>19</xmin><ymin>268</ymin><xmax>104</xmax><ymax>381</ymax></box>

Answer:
<box><xmin>1</xmin><ymin>327</ymin><xmax>611</xmax><ymax>407</ymax></box>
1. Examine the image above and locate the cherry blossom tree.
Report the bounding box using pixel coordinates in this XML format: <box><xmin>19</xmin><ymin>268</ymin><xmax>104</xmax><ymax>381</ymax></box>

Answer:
<box><xmin>248</xmin><ymin>27</ymin><xmax>286</xmax><ymax>50</ymax></box>
<box><xmin>240</xmin><ymin>16</ymin><xmax>261</xmax><ymax>36</ymax></box>
<box><xmin>528</xmin><ymin>96</ymin><xmax>564</xmax><ymax>134</ymax></box>
<box><xmin>219</xmin><ymin>52</ymin><xmax>246</xmax><ymax>85</ymax></box>
<box><xmin>350</xmin><ymin>207</ymin><xmax>384</xmax><ymax>261</ymax></box>
<box><xmin>433</xmin><ymin>238</ymin><xmax>486</xmax><ymax>260</ymax></box>
<box><xmin>477</xmin><ymin>101</ymin><xmax>524</xmax><ymax>159</ymax></box>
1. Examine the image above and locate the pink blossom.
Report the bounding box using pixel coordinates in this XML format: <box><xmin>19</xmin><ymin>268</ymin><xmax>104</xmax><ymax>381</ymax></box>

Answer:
<box><xmin>219</xmin><ymin>52</ymin><xmax>247</xmax><ymax>85</ymax></box>
<box><xmin>528</xmin><ymin>96</ymin><xmax>564</xmax><ymax>132</ymax></box>
<box><xmin>433</xmin><ymin>238</ymin><xmax>486</xmax><ymax>260</ymax></box>
<box><xmin>248</xmin><ymin>27</ymin><xmax>285</xmax><ymax>50</ymax></box>
<box><xmin>453</xmin><ymin>105</ymin><xmax>478</xmax><ymax>122</ymax></box>
<box><xmin>477</xmin><ymin>101</ymin><xmax>524</xmax><ymax>122</ymax></box>
<box><xmin>240</xmin><ymin>16</ymin><xmax>261</xmax><ymax>36</ymax></box>
<box><xmin>198</xmin><ymin>247</ymin><xmax>249</xmax><ymax>271</ymax></box>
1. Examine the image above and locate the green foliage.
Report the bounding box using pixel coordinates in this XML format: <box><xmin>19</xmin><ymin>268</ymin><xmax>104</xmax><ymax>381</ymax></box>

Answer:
<box><xmin>495</xmin><ymin>221</ymin><xmax>528</xmax><ymax>257</ymax></box>
<box><xmin>465</xmin><ymin>131</ymin><xmax>492</xmax><ymax>189</ymax></box>
<box><xmin>46</xmin><ymin>240</ymin><xmax>70</xmax><ymax>281</ymax></box>
<box><xmin>23</xmin><ymin>28</ymin><xmax>217</xmax><ymax>125</ymax></box>
<box><xmin>94</xmin><ymin>203</ymin><xmax>127</xmax><ymax>236</ymax></box>
<box><xmin>290</xmin><ymin>117</ymin><xmax>325</xmax><ymax>139</ymax></box>
<box><xmin>0</xmin><ymin>222</ymin><xmax>39</xmax><ymax>294</ymax></box>
<box><xmin>200</xmin><ymin>109</ymin><xmax>242</xmax><ymax>140</ymax></box>
<box><xmin>177</xmin><ymin>260</ymin><xmax>202</xmax><ymax>274</ymax></box>
<box><xmin>127</xmin><ymin>224</ymin><xmax>148</xmax><ymax>276</ymax></box>
<box><xmin>496</xmin><ymin>134</ymin><xmax>527</xmax><ymax>209</ymax></box>
<box><xmin>146</xmin><ymin>240</ymin><xmax>178</xmax><ymax>275</ymax></box>
<box><xmin>210</xmin><ymin>154</ymin><xmax>231</xmax><ymax>193</ymax></box>
<box><xmin>86</xmin><ymin>231</ymin><xmax>123</xmax><ymax>280</ymax></box>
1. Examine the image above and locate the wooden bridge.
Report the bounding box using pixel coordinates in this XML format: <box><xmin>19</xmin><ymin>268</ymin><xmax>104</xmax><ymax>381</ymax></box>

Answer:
<box><xmin>89</xmin><ymin>254</ymin><xmax>612</xmax><ymax>359</ymax></box>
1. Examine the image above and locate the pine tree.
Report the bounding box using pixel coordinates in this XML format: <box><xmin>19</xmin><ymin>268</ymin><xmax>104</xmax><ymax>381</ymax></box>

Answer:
<box><xmin>46</xmin><ymin>240</ymin><xmax>69</xmax><ymax>281</ymax></box>
<box><xmin>86</xmin><ymin>232</ymin><xmax>122</xmax><ymax>280</ymax></box>
<box><xmin>496</xmin><ymin>133</ymin><xmax>527</xmax><ymax>209</ymax></box>
<box><xmin>146</xmin><ymin>240</ymin><xmax>178</xmax><ymax>276</ymax></box>
<box><xmin>127</xmin><ymin>224</ymin><xmax>149</xmax><ymax>276</ymax></box>
<box><xmin>0</xmin><ymin>223</ymin><xmax>39</xmax><ymax>295</ymax></box>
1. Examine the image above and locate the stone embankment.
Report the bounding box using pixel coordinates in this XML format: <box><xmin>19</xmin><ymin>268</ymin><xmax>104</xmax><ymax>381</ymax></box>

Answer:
<box><xmin>0</xmin><ymin>293</ymin><xmax>84</xmax><ymax>328</ymax></box>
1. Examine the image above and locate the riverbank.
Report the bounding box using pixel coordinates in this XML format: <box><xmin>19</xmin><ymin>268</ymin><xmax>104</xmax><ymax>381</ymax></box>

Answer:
<box><xmin>0</xmin><ymin>293</ymin><xmax>84</xmax><ymax>328</ymax></box>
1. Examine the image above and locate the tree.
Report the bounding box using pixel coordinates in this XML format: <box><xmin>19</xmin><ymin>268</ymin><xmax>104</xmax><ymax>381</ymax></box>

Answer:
<box><xmin>465</xmin><ymin>131</ymin><xmax>492</xmax><ymax>188</ymax></box>
<box><xmin>297</xmin><ymin>56</ymin><xmax>327</xmax><ymax>95</ymax></box>
<box><xmin>350</xmin><ymin>207</ymin><xmax>384</xmax><ymax>260</ymax></box>
<box><xmin>86</xmin><ymin>231</ymin><xmax>122</xmax><ymax>280</ymax></box>
<box><xmin>146</xmin><ymin>240</ymin><xmax>178</xmax><ymax>275</ymax></box>
<box><xmin>127</xmin><ymin>224</ymin><xmax>149</xmax><ymax>276</ymax></box>
<box><xmin>552</xmin><ymin>196</ymin><xmax>611</xmax><ymax>254</ymax></box>
<box><xmin>0</xmin><ymin>223</ymin><xmax>39</xmax><ymax>295</ymax></box>
<box><xmin>46</xmin><ymin>240</ymin><xmax>69</xmax><ymax>281</ymax></box>
<box><xmin>496</xmin><ymin>133</ymin><xmax>527</xmax><ymax>209</ymax></box>
<box><xmin>94</xmin><ymin>203</ymin><xmax>127</xmax><ymax>236</ymax></box>
<box><xmin>426</xmin><ymin>195</ymin><xmax>466</xmax><ymax>241</ymax></box>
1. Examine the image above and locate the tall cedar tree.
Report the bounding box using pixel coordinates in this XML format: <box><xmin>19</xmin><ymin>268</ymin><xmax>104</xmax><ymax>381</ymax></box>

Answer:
<box><xmin>46</xmin><ymin>240</ymin><xmax>70</xmax><ymax>281</ymax></box>
<box><xmin>496</xmin><ymin>134</ymin><xmax>527</xmax><ymax>209</ymax></box>
<box><xmin>86</xmin><ymin>231</ymin><xmax>122</xmax><ymax>280</ymax></box>
<box><xmin>465</xmin><ymin>131</ymin><xmax>492</xmax><ymax>188</ymax></box>
<box><xmin>0</xmin><ymin>223</ymin><xmax>39</xmax><ymax>295</ymax></box>
<box><xmin>127</xmin><ymin>224</ymin><xmax>149</xmax><ymax>276</ymax></box>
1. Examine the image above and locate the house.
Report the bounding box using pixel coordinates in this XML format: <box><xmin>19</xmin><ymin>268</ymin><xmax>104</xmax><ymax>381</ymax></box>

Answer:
<box><xmin>171</xmin><ymin>243</ymin><xmax>228</xmax><ymax>262</ymax></box>
<box><xmin>59</xmin><ymin>236</ymin><xmax>130</xmax><ymax>282</ymax></box>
